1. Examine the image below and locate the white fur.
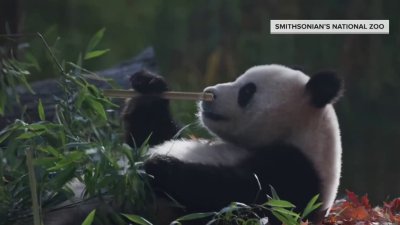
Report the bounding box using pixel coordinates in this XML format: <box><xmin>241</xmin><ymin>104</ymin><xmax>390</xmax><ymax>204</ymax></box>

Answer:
<box><xmin>289</xmin><ymin>106</ymin><xmax>341</xmax><ymax>210</ymax></box>
<box><xmin>150</xmin><ymin>64</ymin><xmax>342</xmax><ymax>211</ymax></box>
<box><xmin>149</xmin><ymin>139</ymin><xmax>248</xmax><ymax>166</ymax></box>
<box><xmin>199</xmin><ymin>64</ymin><xmax>311</xmax><ymax>148</ymax></box>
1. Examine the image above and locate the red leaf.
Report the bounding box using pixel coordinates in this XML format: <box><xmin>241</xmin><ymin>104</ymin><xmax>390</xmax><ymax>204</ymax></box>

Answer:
<box><xmin>346</xmin><ymin>190</ymin><xmax>360</xmax><ymax>206</ymax></box>
<box><xmin>361</xmin><ymin>194</ymin><xmax>371</xmax><ymax>209</ymax></box>
<box><xmin>342</xmin><ymin>206</ymin><xmax>369</xmax><ymax>220</ymax></box>
<box><xmin>384</xmin><ymin>198</ymin><xmax>400</xmax><ymax>214</ymax></box>
<box><xmin>324</xmin><ymin>191</ymin><xmax>400</xmax><ymax>224</ymax></box>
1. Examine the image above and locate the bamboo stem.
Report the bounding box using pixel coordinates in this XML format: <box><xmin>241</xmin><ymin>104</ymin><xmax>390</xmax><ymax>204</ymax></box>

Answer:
<box><xmin>26</xmin><ymin>148</ymin><xmax>42</xmax><ymax>225</ymax></box>
<box><xmin>103</xmin><ymin>89</ymin><xmax>214</xmax><ymax>101</ymax></box>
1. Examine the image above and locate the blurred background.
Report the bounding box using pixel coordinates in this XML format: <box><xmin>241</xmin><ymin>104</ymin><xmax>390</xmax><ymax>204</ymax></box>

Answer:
<box><xmin>1</xmin><ymin>0</ymin><xmax>399</xmax><ymax>204</ymax></box>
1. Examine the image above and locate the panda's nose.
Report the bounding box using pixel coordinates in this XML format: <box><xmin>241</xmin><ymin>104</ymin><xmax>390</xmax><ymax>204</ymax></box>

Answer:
<box><xmin>202</xmin><ymin>87</ymin><xmax>216</xmax><ymax>111</ymax></box>
<box><xmin>203</xmin><ymin>87</ymin><xmax>217</xmax><ymax>100</ymax></box>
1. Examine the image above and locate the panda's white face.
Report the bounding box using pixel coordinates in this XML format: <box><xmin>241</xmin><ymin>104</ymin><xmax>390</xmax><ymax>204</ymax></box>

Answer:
<box><xmin>199</xmin><ymin>64</ymin><xmax>317</xmax><ymax>148</ymax></box>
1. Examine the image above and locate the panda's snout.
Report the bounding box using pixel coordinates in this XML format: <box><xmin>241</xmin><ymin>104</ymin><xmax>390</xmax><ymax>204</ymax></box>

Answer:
<box><xmin>201</xmin><ymin>87</ymin><xmax>217</xmax><ymax>111</ymax></box>
<box><xmin>201</xmin><ymin>86</ymin><xmax>229</xmax><ymax>121</ymax></box>
<box><xmin>203</xmin><ymin>87</ymin><xmax>217</xmax><ymax>100</ymax></box>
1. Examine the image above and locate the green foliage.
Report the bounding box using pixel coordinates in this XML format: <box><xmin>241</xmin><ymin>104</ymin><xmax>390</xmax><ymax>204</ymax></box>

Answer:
<box><xmin>84</xmin><ymin>28</ymin><xmax>110</xmax><ymax>60</ymax></box>
<box><xmin>0</xmin><ymin>31</ymin><xmax>150</xmax><ymax>225</ymax></box>
<box><xmin>301</xmin><ymin>195</ymin><xmax>323</xmax><ymax>220</ymax></box>
<box><xmin>170</xmin><ymin>190</ymin><xmax>322</xmax><ymax>225</ymax></box>
<box><xmin>0</xmin><ymin>57</ymin><xmax>35</xmax><ymax>115</ymax></box>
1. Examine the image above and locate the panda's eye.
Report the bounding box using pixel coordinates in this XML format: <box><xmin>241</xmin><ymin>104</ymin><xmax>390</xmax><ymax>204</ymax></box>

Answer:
<box><xmin>238</xmin><ymin>82</ymin><xmax>256</xmax><ymax>108</ymax></box>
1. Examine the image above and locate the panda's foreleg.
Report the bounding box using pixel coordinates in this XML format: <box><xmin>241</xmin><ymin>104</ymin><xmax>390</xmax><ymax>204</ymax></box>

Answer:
<box><xmin>144</xmin><ymin>155</ymin><xmax>260</xmax><ymax>212</ymax></box>
<box><xmin>122</xmin><ymin>70</ymin><xmax>180</xmax><ymax>147</ymax></box>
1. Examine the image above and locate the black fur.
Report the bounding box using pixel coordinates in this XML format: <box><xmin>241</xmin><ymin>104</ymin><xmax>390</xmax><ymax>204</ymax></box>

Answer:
<box><xmin>144</xmin><ymin>143</ymin><xmax>321</xmax><ymax>225</ymax></box>
<box><xmin>238</xmin><ymin>82</ymin><xmax>257</xmax><ymax>108</ymax></box>
<box><xmin>122</xmin><ymin>70</ymin><xmax>180</xmax><ymax>147</ymax></box>
<box><xmin>306</xmin><ymin>71</ymin><xmax>343</xmax><ymax>108</ymax></box>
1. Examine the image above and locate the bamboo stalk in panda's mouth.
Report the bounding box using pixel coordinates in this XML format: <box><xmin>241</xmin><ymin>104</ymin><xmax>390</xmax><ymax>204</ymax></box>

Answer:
<box><xmin>103</xmin><ymin>89</ymin><xmax>214</xmax><ymax>102</ymax></box>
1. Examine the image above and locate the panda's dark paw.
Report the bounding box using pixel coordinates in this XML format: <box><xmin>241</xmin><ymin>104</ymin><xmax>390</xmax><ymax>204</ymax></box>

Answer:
<box><xmin>130</xmin><ymin>69</ymin><xmax>168</xmax><ymax>94</ymax></box>
<box><xmin>144</xmin><ymin>155</ymin><xmax>181</xmax><ymax>183</ymax></box>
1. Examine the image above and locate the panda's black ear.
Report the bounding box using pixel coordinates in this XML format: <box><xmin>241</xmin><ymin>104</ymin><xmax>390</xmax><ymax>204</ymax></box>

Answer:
<box><xmin>306</xmin><ymin>71</ymin><xmax>343</xmax><ymax>108</ymax></box>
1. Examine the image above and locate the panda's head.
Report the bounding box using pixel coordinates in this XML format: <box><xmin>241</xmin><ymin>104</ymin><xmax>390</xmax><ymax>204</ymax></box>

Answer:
<box><xmin>199</xmin><ymin>64</ymin><xmax>343</xmax><ymax>148</ymax></box>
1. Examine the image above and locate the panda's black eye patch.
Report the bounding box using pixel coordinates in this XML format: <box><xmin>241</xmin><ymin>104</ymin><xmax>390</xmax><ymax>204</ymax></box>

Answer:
<box><xmin>238</xmin><ymin>82</ymin><xmax>256</xmax><ymax>108</ymax></box>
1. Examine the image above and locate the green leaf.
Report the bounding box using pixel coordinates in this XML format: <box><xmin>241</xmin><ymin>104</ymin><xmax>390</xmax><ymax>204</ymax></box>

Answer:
<box><xmin>175</xmin><ymin>212</ymin><xmax>216</xmax><ymax>222</ymax></box>
<box><xmin>38</xmin><ymin>99</ymin><xmax>45</xmax><ymax>121</ymax></box>
<box><xmin>231</xmin><ymin>202</ymin><xmax>251</xmax><ymax>208</ymax></box>
<box><xmin>38</xmin><ymin>145</ymin><xmax>62</xmax><ymax>158</ymax></box>
<box><xmin>48</xmin><ymin>151</ymin><xmax>85</xmax><ymax>170</ymax></box>
<box><xmin>18</xmin><ymin>75</ymin><xmax>35</xmax><ymax>94</ymax></box>
<box><xmin>271</xmin><ymin>207</ymin><xmax>300</xmax><ymax>218</ymax></box>
<box><xmin>33</xmin><ymin>157</ymin><xmax>56</xmax><ymax>167</ymax></box>
<box><xmin>269</xmin><ymin>185</ymin><xmax>280</xmax><ymax>200</ymax></box>
<box><xmin>84</xmin><ymin>49</ymin><xmax>110</xmax><ymax>60</ymax></box>
<box><xmin>51</xmin><ymin>167</ymin><xmax>76</xmax><ymax>189</ymax></box>
<box><xmin>86</xmin><ymin>28</ymin><xmax>106</xmax><ymax>52</ymax></box>
<box><xmin>301</xmin><ymin>194</ymin><xmax>322</xmax><ymax>219</ymax></box>
<box><xmin>265</xmin><ymin>199</ymin><xmax>295</xmax><ymax>208</ymax></box>
<box><xmin>87</xmin><ymin>98</ymin><xmax>107</xmax><ymax>121</ymax></box>
<box><xmin>121</xmin><ymin>214</ymin><xmax>153</xmax><ymax>225</ymax></box>
<box><xmin>0</xmin><ymin>88</ymin><xmax>6</xmax><ymax>116</ymax></box>
<box><xmin>244</xmin><ymin>218</ymin><xmax>262</xmax><ymax>225</ymax></box>
<box><xmin>25</xmin><ymin>123</ymin><xmax>49</xmax><ymax>131</ymax></box>
<box><xmin>75</xmin><ymin>91</ymin><xmax>88</xmax><ymax>109</ymax></box>
<box><xmin>271</xmin><ymin>211</ymin><xmax>296</xmax><ymax>225</ymax></box>
<box><xmin>17</xmin><ymin>131</ymin><xmax>45</xmax><ymax>139</ymax></box>
<box><xmin>87</xmin><ymin>84</ymin><xmax>100</xmax><ymax>96</ymax></box>
<box><xmin>65</xmin><ymin>151</ymin><xmax>85</xmax><ymax>162</ymax></box>
<box><xmin>0</xmin><ymin>128</ymin><xmax>12</xmax><ymax>144</ymax></box>
<box><xmin>25</xmin><ymin>52</ymin><xmax>41</xmax><ymax>71</ymax></box>
<box><xmin>81</xmin><ymin>210</ymin><xmax>96</xmax><ymax>225</ymax></box>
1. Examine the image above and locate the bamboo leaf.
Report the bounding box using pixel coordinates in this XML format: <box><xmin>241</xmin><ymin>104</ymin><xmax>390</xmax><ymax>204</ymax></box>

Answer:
<box><xmin>81</xmin><ymin>210</ymin><xmax>96</xmax><ymax>225</ymax></box>
<box><xmin>17</xmin><ymin>131</ymin><xmax>45</xmax><ymax>139</ymax></box>
<box><xmin>25</xmin><ymin>52</ymin><xmax>41</xmax><ymax>71</ymax></box>
<box><xmin>269</xmin><ymin>185</ymin><xmax>280</xmax><ymax>200</ymax></box>
<box><xmin>38</xmin><ymin>99</ymin><xmax>45</xmax><ymax>121</ymax></box>
<box><xmin>301</xmin><ymin>194</ymin><xmax>322</xmax><ymax>219</ymax></box>
<box><xmin>0</xmin><ymin>129</ymin><xmax>12</xmax><ymax>144</ymax></box>
<box><xmin>175</xmin><ymin>212</ymin><xmax>216</xmax><ymax>222</ymax></box>
<box><xmin>19</xmin><ymin>75</ymin><xmax>35</xmax><ymax>94</ymax></box>
<box><xmin>0</xmin><ymin>89</ymin><xmax>6</xmax><ymax>116</ymax></box>
<box><xmin>265</xmin><ymin>199</ymin><xmax>296</xmax><ymax>208</ymax></box>
<box><xmin>271</xmin><ymin>207</ymin><xmax>300</xmax><ymax>218</ymax></box>
<box><xmin>271</xmin><ymin>211</ymin><xmax>292</xmax><ymax>225</ymax></box>
<box><xmin>86</xmin><ymin>28</ymin><xmax>106</xmax><ymax>52</ymax></box>
<box><xmin>122</xmin><ymin>214</ymin><xmax>153</xmax><ymax>225</ymax></box>
<box><xmin>87</xmin><ymin>98</ymin><xmax>107</xmax><ymax>121</ymax></box>
<box><xmin>84</xmin><ymin>49</ymin><xmax>110</xmax><ymax>60</ymax></box>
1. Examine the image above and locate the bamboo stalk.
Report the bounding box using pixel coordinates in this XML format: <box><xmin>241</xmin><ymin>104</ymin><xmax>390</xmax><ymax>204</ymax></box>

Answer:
<box><xmin>26</xmin><ymin>148</ymin><xmax>42</xmax><ymax>225</ymax></box>
<box><xmin>103</xmin><ymin>89</ymin><xmax>214</xmax><ymax>101</ymax></box>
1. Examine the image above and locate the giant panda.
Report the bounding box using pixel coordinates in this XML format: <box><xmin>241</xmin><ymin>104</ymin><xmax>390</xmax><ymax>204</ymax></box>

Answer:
<box><xmin>122</xmin><ymin>64</ymin><xmax>343</xmax><ymax>225</ymax></box>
